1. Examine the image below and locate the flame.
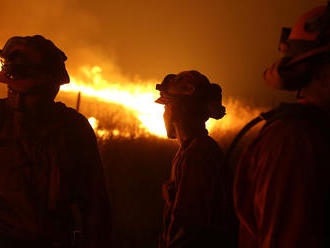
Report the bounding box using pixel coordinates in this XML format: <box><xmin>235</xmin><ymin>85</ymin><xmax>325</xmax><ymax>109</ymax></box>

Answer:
<box><xmin>88</xmin><ymin>117</ymin><xmax>111</xmax><ymax>139</ymax></box>
<box><xmin>60</xmin><ymin>66</ymin><xmax>265</xmax><ymax>139</ymax></box>
<box><xmin>0</xmin><ymin>58</ymin><xmax>4</xmax><ymax>71</ymax></box>
<box><xmin>88</xmin><ymin>116</ymin><xmax>127</xmax><ymax>139</ymax></box>
<box><xmin>61</xmin><ymin>66</ymin><xmax>167</xmax><ymax>137</ymax></box>
<box><xmin>88</xmin><ymin>116</ymin><xmax>98</xmax><ymax>129</ymax></box>
<box><xmin>206</xmin><ymin>99</ymin><xmax>263</xmax><ymax>136</ymax></box>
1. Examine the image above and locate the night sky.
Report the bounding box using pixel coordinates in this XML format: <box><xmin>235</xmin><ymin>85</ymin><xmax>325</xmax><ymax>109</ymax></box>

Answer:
<box><xmin>0</xmin><ymin>0</ymin><xmax>324</xmax><ymax>106</ymax></box>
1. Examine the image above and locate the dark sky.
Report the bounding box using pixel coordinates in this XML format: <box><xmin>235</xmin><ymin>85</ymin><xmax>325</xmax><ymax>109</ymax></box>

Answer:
<box><xmin>0</xmin><ymin>0</ymin><xmax>325</xmax><ymax>106</ymax></box>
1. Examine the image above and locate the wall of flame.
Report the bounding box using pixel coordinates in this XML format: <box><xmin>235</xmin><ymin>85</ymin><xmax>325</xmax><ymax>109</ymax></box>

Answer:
<box><xmin>59</xmin><ymin>66</ymin><xmax>265</xmax><ymax>140</ymax></box>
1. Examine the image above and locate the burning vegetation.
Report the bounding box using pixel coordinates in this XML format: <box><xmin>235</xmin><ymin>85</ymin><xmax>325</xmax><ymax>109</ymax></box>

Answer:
<box><xmin>57</xmin><ymin>65</ymin><xmax>265</xmax><ymax>144</ymax></box>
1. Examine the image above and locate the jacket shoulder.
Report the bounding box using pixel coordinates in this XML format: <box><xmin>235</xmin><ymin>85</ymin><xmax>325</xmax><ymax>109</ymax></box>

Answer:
<box><xmin>261</xmin><ymin>103</ymin><xmax>329</xmax><ymax>138</ymax></box>
<box><xmin>188</xmin><ymin>134</ymin><xmax>224</xmax><ymax>160</ymax></box>
<box><xmin>265</xmin><ymin>103</ymin><xmax>327</xmax><ymax>125</ymax></box>
<box><xmin>54</xmin><ymin>101</ymin><xmax>91</xmax><ymax>129</ymax></box>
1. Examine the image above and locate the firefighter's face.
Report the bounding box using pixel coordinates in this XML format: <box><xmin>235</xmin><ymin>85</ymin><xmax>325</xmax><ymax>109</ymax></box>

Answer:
<box><xmin>163</xmin><ymin>104</ymin><xmax>176</xmax><ymax>139</ymax></box>
<box><xmin>7</xmin><ymin>84</ymin><xmax>59</xmax><ymax>115</ymax></box>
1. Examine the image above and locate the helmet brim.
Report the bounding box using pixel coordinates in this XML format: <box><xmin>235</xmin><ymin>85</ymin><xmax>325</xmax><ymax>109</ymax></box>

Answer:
<box><xmin>155</xmin><ymin>96</ymin><xmax>166</xmax><ymax>104</ymax></box>
<box><xmin>154</xmin><ymin>93</ymin><xmax>185</xmax><ymax>104</ymax></box>
<box><xmin>286</xmin><ymin>44</ymin><xmax>330</xmax><ymax>66</ymax></box>
<box><xmin>155</xmin><ymin>95</ymin><xmax>177</xmax><ymax>104</ymax></box>
<box><xmin>264</xmin><ymin>44</ymin><xmax>330</xmax><ymax>91</ymax></box>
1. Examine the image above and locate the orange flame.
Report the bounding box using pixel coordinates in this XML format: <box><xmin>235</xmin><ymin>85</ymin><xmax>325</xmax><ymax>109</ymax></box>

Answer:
<box><xmin>0</xmin><ymin>58</ymin><xmax>4</xmax><ymax>71</ymax></box>
<box><xmin>61</xmin><ymin>66</ymin><xmax>167</xmax><ymax>137</ymax></box>
<box><xmin>60</xmin><ymin>66</ymin><xmax>265</xmax><ymax>139</ymax></box>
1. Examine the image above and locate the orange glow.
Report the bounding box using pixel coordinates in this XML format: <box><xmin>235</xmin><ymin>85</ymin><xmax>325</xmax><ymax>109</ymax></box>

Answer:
<box><xmin>0</xmin><ymin>58</ymin><xmax>3</xmax><ymax>71</ymax></box>
<box><xmin>88</xmin><ymin>116</ymin><xmax>98</xmax><ymax>129</ymax></box>
<box><xmin>88</xmin><ymin>117</ymin><xmax>111</xmax><ymax>139</ymax></box>
<box><xmin>61</xmin><ymin>66</ymin><xmax>167</xmax><ymax>138</ymax></box>
<box><xmin>61</xmin><ymin>66</ymin><xmax>264</xmax><ymax>139</ymax></box>
<box><xmin>206</xmin><ymin>99</ymin><xmax>263</xmax><ymax>136</ymax></box>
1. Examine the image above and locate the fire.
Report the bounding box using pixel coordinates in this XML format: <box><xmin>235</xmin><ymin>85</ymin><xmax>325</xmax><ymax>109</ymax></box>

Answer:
<box><xmin>0</xmin><ymin>58</ymin><xmax>4</xmax><ymax>71</ymax></box>
<box><xmin>60</xmin><ymin>66</ymin><xmax>265</xmax><ymax>139</ymax></box>
<box><xmin>61</xmin><ymin>66</ymin><xmax>167</xmax><ymax>137</ymax></box>
<box><xmin>206</xmin><ymin>99</ymin><xmax>264</xmax><ymax>136</ymax></box>
<box><xmin>88</xmin><ymin>117</ymin><xmax>110</xmax><ymax>139</ymax></box>
<box><xmin>88</xmin><ymin>116</ymin><xmax>98</xmax><ymax>129</ymax></box>
<box><xmin>88</xmin><ymin>116</ymin><xmax>128</xmax><ymax>139</ymax></box>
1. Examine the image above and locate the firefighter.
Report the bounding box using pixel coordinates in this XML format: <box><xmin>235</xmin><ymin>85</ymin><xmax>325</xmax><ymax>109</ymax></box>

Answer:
<box><xmin>234</xmin><ymin>3</ymin><xmax>330</xmax><ymax>248</ymax></box>
<box><xmin>155</xmin><ymin>71</ymin><xmax>237</xmax><ymax>248</ymax></box>
<box><xmin>0</xmin><ymin>35</ymin><xmax>111</xmax><ymax>248</ymax></box>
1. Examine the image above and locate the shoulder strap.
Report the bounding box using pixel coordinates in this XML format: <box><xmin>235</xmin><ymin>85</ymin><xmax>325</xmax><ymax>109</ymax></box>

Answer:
<box><xmin>226</xmin><ymin>102</ymin><xmax>330</xmax><ymax>165</ymax></box>
<box><xmin>225</xmin><ymin>105</ymin><xmax>286</xmax><ymax>165</ymax></box>
<box><xmin>225</xmin><ymin>103</ymin><xmax>298</xmax><ymax>167</ymax></box>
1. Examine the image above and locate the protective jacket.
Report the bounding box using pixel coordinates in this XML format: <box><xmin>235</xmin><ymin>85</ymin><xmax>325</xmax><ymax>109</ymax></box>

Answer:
<box><xmin>160</xmin><ymin>130</ymin><xmax>237</xmax><ymax>248</ymax></box>
<box><xmin>234</xmin><ymin>103</ymin><xmax>330</xmax><ymax>248</ymax></box>
<box><xmin>0</xmin><ymin>99</ymin><xmax>111</xmax><ymax>248</ymax></box>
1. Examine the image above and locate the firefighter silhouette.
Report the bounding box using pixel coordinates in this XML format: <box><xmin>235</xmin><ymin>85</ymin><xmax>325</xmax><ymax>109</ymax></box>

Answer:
<box><xmin>0</xmin><ymin>35</ymin><xmax>111</xmax><ymax>248</ymax></box>
<box><xmin>234</xmin><ymin>3</ymin><xmax>330</xmax><ymax>248</ymax></box>
<box><xmin>156</xmin><ymin>71</ymin><xmax>237</xmax><ymax>248</ymax></box>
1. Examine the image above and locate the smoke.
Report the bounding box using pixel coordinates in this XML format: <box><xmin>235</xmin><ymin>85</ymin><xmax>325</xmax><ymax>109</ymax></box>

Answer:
<box><xmin>0</xmin><ymin>0</ymin><xmax>325</xmax><ymax>104</ymax></box>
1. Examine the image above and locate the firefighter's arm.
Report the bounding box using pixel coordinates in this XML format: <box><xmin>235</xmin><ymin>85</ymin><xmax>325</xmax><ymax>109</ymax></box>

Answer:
<box><xmin>70</xmin><ymin>117</ymin><xmax>112</xmax><ymax>248</ymax></box>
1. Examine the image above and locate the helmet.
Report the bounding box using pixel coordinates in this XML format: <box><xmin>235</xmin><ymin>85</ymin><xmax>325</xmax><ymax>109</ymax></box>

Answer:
<box><xmin>155</xmin><ymin>70</ymin><xmax>226</xmax><ymax>120</ymax></box>
<box><xmin>264</xmin><ymin>3</ymin><xmax>330</xmax><ymax>90</ymax></box>
<box><xmin>0</xmin><ymin>35</ymin><xmax>70</xmax><ymax>92</ymax></box>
